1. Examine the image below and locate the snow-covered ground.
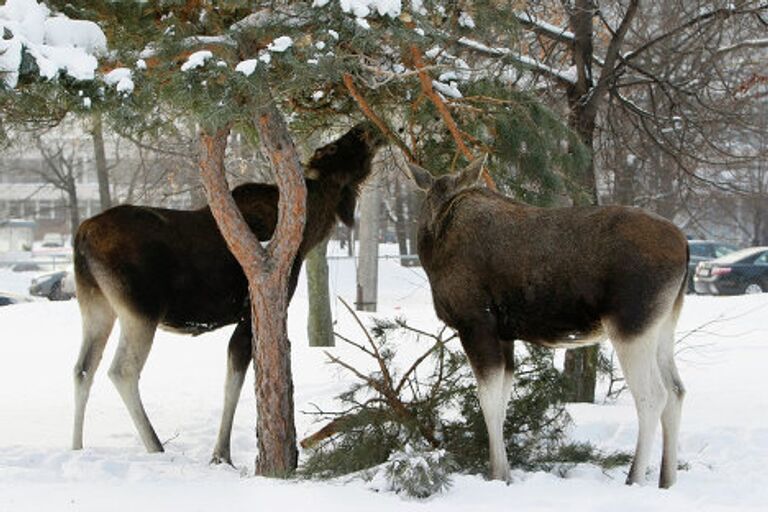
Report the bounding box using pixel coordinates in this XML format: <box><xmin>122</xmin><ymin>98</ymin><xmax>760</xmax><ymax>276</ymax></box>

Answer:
<box><xmin>1</xmin><ymin>243</ymin><xmax>767</xmax><ymax>511</ymax></box>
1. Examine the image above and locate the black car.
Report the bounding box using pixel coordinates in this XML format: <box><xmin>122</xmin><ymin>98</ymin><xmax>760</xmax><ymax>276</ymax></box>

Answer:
<box><xmin>686</xmin><ymin>240</ymin><xmax>738</xmax><ymax>292</ymax></box>
<box><xmin>693</xmin><ymin>246</ymin><xmax>768</xmax><ymax>295</ymax></box>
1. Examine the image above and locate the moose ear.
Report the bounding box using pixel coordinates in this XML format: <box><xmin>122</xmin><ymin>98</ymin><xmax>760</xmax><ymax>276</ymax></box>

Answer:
<box><xmin>405</xmin><ymin>162</ymin><xmax>434</xmax><ymax>191</ymax></box>
<box><xmin>456</xmin><ymin>155</ymin><xmax>487</xmax><ymax>189</ymax></box>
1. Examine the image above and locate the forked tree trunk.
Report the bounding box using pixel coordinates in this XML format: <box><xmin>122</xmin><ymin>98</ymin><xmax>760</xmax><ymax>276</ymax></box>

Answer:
<box><xmin>198</xmin><ymin>95</ymin><xmax>305</xmax><ymax>477</ymax></box>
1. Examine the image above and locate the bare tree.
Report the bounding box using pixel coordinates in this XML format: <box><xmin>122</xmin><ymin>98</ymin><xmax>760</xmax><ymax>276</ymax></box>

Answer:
<box><xmin>34</xmin><ymin>136</ymin><xmax>82</xmax><ymax>237</ymax></box>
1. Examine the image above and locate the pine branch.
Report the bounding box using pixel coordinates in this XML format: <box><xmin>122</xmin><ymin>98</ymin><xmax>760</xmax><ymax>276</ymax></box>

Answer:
<box><xmin>410</xmin><ymin>45</ymin><xmax>497</xmax><ymax>191</ymax></box>
<box><xmin>342</xmin><ymin>73</ymin><xmax>415</xmax><ymax>162</ymax></box>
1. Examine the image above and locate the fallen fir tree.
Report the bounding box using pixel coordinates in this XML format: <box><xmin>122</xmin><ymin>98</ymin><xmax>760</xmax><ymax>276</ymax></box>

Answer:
<box><xmin>299</xmin><ymin>299</ymin><xmax>632</xmax><ymax>497</ymax></box>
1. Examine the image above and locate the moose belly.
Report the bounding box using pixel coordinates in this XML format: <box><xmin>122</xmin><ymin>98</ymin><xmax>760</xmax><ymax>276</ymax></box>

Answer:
<box><xmin>160</xmin><ymin>290</ymin><xmax>247</xmax><ymax>336</ymax></box>
<box><xmin>525</xmin><ymin>327</ymin><xmax>607</xmax><ymax>349</ymax></box>
<box><xmin>494</xmin><ymin>292</ymin><xmax>605</xmax><ymax>348</ymax></box>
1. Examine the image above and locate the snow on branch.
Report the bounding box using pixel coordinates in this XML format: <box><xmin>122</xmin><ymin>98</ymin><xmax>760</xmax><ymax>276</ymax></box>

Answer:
<box><xmin>0</xmin><ymin>0</ymin><xmax>106</xmax><ymax>88</ymax></box>
<box><xmin>712</xmin><ymin>38</ymin><xmax>768</xmax><ymax>57</ymax></box>
<box><xmin>230</xmin><ymin>5</ymin><xmax>311</xmax><ymax>32</ymax></box>
<box><xmin>515</xmin><ymin>11</ymin><xmax>574</xmax><ymax>43</ymax></box>
<box><xmin>457</xmin><ymin>37</ymin><xmax>576</xmax><ymax>86</ymax></box>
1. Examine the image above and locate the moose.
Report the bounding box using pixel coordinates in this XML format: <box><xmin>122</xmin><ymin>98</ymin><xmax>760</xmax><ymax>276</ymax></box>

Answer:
<box><xmin>406</xmin><ymin>157</ymin><xmax>688</xmax><ymax>488</ymax></box>
<box><xmin>71</xmin><ymin>122</ymin><xmax>384</xmax><ymax>464</ymax></box>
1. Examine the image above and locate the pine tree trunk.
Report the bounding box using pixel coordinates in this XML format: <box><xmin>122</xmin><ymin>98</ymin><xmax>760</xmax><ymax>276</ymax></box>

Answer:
<box><xmin>250</xmin><ymin>275</ymin><xmax>298</xmax><ymax>476</ymax></box>
<box><xmin>91</xmin><ymin>112</ymin><xmax>111</xmax><ymax>212</ymax></box>
<box><xmin>198</xmin><ymin>90</ymin><xmax>304</xmax><ymax>477</ymax></box>
<box><xmin>306</xmin><ymin>237</ymin><xmax>334</xmax><ymax>347</ymax></box>
<box><xmin>356</xmin><ymin>170</ymin><xmax>380</xmax><ymax>311</ymax></box>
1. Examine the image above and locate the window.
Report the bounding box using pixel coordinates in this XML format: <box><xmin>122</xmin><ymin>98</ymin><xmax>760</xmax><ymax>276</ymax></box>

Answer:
<box><xmin>714</xmin><ymin>245</ymin><xmax>736</xmax><ymax>258</ymax></box>
<box><xmin>689</xmin><ymin>244</ymin><xmax>712</xmax><ymax>258</ymax></box>
<box><xmin>754</xmin><ymin>252</ymin><xmax>768</xmax><ymax>266</ymax></box>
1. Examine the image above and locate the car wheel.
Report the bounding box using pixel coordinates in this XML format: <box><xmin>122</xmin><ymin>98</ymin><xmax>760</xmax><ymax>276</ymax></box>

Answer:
<box><xmin>744</xmin><ymin>282</ymin><xmax>764</xmax><ymax>295</ymax></box>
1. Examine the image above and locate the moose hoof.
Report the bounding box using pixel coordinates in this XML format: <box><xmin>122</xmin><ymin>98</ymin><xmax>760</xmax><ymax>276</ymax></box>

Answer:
<box><xmin>210</xmin><ymin>453</ymin><xmax>234</xmax><ymax>467</ymax></box>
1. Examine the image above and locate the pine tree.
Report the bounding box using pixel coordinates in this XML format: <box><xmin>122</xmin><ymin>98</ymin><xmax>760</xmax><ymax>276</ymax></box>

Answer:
<box><xmin>2</xmin><ymin>0</ymin><xmax>595</xmax><ymax>477</ymax></box>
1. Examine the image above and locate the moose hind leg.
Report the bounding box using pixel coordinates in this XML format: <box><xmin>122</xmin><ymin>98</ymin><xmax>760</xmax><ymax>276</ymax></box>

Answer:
<box><xmin>108</xmin><ymin>312</ymin><xmax>163</xmax><ymax>453</ymax></box>
<box><xmin>211</xmin><ymin>319</ymin><xmax>252</xmax><ymax>465</ymax></box>
<box><xmin>73</xmin><ymin>293</ymin><xmax>116</xmax><ymax>450</ymax></box>
<box><xmin>461</xmin><ymin>326</ymin><xmax>510</xmax><ymax>482</ymax></box>
<box><xmin>657</xmin><ymin>313</ymin><xmax>685</xmax><ymax>488</ymax></box>
<box><xmin>611</xmin><ymin>324</ymin><xmax>668</xmax><ymax>486</ymax></box>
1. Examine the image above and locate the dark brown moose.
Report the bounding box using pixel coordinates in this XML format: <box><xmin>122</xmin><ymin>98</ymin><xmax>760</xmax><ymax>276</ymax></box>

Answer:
<box><xmin>71</xmin><ymin>123</ymin><xmax>384</xmax><ymax>464</ymax></box>
<box><xmin>407</xmin><ymin>157</ymin><xmax>688</xmax><ymax>488</ymax></box>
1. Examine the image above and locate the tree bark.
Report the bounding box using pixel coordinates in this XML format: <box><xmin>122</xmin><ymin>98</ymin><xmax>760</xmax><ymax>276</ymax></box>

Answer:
<box><xmin>563</xmin><ymin>346</ymin><xmax>598</xmax><ymax>403</ymax></box>
<box><xmin>306</xmin><ymin>237</ymin><xmax>334</xmax><ymax>347</ymax></box>
<box><xmin>356</xmin><ymin>169</ymin><xmax>380</xmax><ymax>311</ymax></box>
<box><xmin>393</xmin><ymin>177</ymin><xmax>410</xmax><ymax>266</ymax></box>
<box><xmin>198</xmin><ymin>90</ymin><xmax>305</xmax><ymax>477</ymax></box>
<box><xmin>91</xmin><ymin>112</ymin><xmax>111</xmax><ymax>212</ymax></box>
<box><xmin>562</xmin><ymin>0</ymin><xmax>639</xmax><ymax>403</ymax></box>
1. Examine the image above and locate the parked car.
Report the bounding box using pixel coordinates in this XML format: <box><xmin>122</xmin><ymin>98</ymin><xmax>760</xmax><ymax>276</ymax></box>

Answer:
<box><xmin>693</xmin><ymin>246</ymin><xmax>768</xmax><ymax>295</ymax></box>
<box><xmin>29</xmin><ymin>270</ymin><xmax>76</xmax><ymax>301</ymax></box>
<box><xmin>686</xmin><ymin>240</ymin><xmax>738</xmax><ymax>293</ymax></box>
<box><xmin>0</xmin><ymin>291</ymin><xmax>33</xmax><ymax>307</ymax></box>
<box><xmin>11</xmin><ymin>262</ymin><xmax>44</xmax><ymax>272</ymax></box>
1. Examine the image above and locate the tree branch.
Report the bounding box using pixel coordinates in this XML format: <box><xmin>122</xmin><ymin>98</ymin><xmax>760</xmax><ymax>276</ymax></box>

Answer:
<box><xmin>198</xmin><ymin>125</ymin><xmax>268</xmax><ymax>275</ymax></box>
<box><xmin>584</xmin><ymin>0</ymin><xmax>640</xmax><ymax>112</ymax></box>
<box><xmin>342</xmin><ymin>73</ymin><xmax>415</xmax><ymax>162</ymax></box>
<box><xmin>253</xmin><ymin>93</ymin><xmax>307</xmax><ymax>276</ymax></box>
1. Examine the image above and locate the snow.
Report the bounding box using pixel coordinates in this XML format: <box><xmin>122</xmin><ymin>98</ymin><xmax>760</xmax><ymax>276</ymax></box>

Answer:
<box><xmin>432</xmin><ymin>80</ymin><xmax>462</xmax><ymax>99</ymax></box>
<box><xmin>458</xmin><ymin>12</ymin><xmax>475</xmax><ymax>29</ymax></box>
<box><xmin>235</xmin><ymin>59</ymin><xmax>259</xmax><ymax>77</ymax></box>
<box><xmin>267</xmin><ymin>36</ymin><xmax>293</xmax><ymax>53</ymax></box>
<box><xmin>339</xmin><ymin>0</ymin><xmax>402</xmax><ymax>19</ymax></box>
<box><xmin>2</xmin><ymin>244</ymin><xmax>768</xmax><ymax>511</ymax></box>
<box><xmin>180</xmin><ymin>50</ymin><xmax>213</xmax><ymax>71</ymax></box>
<box><xmin>43</xmin><ymin>17</ymin><xmax>107</xmax><ymax>55</ymax></box>
<box><xmin>0</xmin><ymin>0</ymin><xmax>106</xmax><ymax>87</ymax></box>
<box><xmin>103</xmin><ymin>67</ymin><xmax>134</xmax><ymax>95</ymax></box>
<box><xmin>515</xmin><ymin>12</ymin><xmax>575</xmax><ymax>41</ymax></box>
